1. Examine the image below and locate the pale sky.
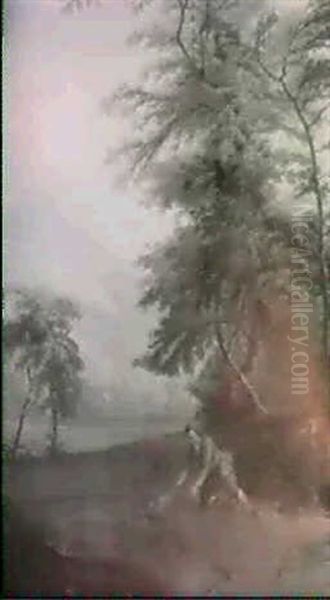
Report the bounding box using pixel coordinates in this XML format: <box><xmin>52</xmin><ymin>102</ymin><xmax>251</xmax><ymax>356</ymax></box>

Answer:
<box><xmin>4</xmin><ymin>0</ymin><xmax>179</xmax><ymax>395</ymax></box>
<box><xmin>4</xmin><ymin>0</ymin><xmax>172</xmax><ymax>306</ymax></box>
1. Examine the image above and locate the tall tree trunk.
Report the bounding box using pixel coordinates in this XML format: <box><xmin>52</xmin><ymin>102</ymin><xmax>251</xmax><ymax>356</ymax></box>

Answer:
<box><xmin>241</xmin><ymin>331</ymin><xmax>258</xmax><ymax>376</ymax></box>
<box><xmin>256</xmin><ymin>56</ymin><xmax>329</xmax><ymax>365</ymax></box>
<box><xmin>281</xmin><ymin>78</ymin><xmax>329</xmax><ymax>366</ymax></box>
<box><xmin>10</xmin><ymin>396</ymin><xmax>31</xmax><ymax>460</ymax></box>
<box><xmin>49</xmin><ymin>406</ymin><xmax>59</xmax><ymax>456</ymax></box>
<box><xmin>215</xmin><ymin>323</ymin><xmax>268</xmax><ymax>416</ymax></box>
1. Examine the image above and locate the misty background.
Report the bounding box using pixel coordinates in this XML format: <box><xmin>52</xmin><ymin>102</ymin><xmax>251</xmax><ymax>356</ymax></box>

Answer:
<box><xmin>4</xmin><ymin>0</ymin><xmax>193</xmax><ymax>452</ymax></box>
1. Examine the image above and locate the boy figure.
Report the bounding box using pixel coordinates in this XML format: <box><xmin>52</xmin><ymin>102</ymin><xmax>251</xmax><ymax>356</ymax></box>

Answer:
<box><xmin>181</xmin><ymin>424</ymin><xmax>249</xmax><ymax>507</ymax></box>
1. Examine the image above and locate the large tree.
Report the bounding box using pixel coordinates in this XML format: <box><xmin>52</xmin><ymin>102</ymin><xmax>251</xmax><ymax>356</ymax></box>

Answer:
<box><xmin>106</xmin><ymin>0</ymin><xmax>329</xmax><ymax>502</ymax></box>
<box><xmin>108</xmin><ymin>0</ymin><xmax>291</xmax><ymax>413</ymax></box>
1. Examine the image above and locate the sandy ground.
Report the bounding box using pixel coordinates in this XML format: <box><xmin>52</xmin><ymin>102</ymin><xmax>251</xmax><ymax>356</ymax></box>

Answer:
<box><xmin>6</xmin><ymin>433</ymin><xmax>330</xmax><ymax>595</ymax></box>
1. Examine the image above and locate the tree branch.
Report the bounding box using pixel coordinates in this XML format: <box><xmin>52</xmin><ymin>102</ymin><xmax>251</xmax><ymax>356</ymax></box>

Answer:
<box><xmin>175</xmin><ymin>0</ymin><xmax>219</xmax><ymax>89</ymax></box>
<box><xmin>280</xmin><ymin>78</ymin><xmax>329</xmax><ymax>362</ymax></box>
<box><xmin>175</xmin><ymin>0</ymin><xmax>195</xmax><ymax>68</ymax></box>
<box><xmin>255</xmin><ymin>48</ymin><xmax>329</xmax><ymax>362</ymax></box>
<box><xmin>215</xmin><ymin>322</ymin><xmax>269</xmax><ymax>415</ymax></box>
<box><xmin>309</xmin><ymin>104</ymin><xmax>330</xmax><ymax>129</ymax></box>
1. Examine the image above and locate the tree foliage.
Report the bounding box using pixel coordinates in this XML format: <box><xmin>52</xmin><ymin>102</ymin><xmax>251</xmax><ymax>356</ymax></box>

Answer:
<box><xmin>108</xmin><ymin>0</ymin><xmax>329</xmax><ymax>377</ymax></box>
<box><xmin>4</xmin><ymin>289</ymin><xmax>84</xmax><ymax>457</ymax></box>
<box><xmin>107</xmin><ymin>0</ymin><xmax>329</xmax><ymax>502</ymax></box>
<box><xmin>109</xmin><ymin>0</ymin><xmax>295</xmax><ymax>414</ymax></box>
<box><xmin>250</xmin><ymin>0</ymin><xmax>330</xmax><ymax>362</ymax></box>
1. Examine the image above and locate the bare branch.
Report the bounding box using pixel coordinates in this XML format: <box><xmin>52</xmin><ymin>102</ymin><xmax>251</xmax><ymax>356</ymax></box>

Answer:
<box><xmin>174</xmin><ymin>0</ymin><xmax>219</xmax><ymax>90</ymax></box>
<box><xmin>198</xmin><ymin>0</ymin><xmax>211</xmax><ymax>77</ymax></box>
<box><xmin>309</xmin><ymin>104</ymin><xmax>330</xmax><ymax>128</ymax></box>
<box><xmin>175</xmin><ymin>0</ymin><xmax>195</xmax><ymax>67</ymax></box>
<box><xmin>255</xmin><ymin>37</ymin><xmax>329</xmax><ymax>362</ymax></box>
<box><xmin>215</xmin><ymin>322</ymin><xmax>269</xmax><ymax>416</ymax></box>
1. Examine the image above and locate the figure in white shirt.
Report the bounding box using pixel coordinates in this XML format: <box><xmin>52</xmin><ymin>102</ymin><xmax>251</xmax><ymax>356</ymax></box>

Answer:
<box><xmin>151</xmin><ymin>422</ymin><xmax>249</xmax><ymax>514</ymax></box>
<box><xmin>179</xmin><ymin>424</ymin><xmax>249</xmax><ymax>507</ymax></box>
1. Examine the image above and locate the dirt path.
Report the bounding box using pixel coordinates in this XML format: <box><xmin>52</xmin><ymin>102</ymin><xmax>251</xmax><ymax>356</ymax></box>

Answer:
<box><xmin>6</xmin><ymin>438</ymin><xmax>330</xmax><ymax>595</ymax></box>
<box><xmin>133</xmin><ymin>496</ymin><xmax>330</xmax><ymax>595</ymax></box>
<box><xmin>38</xmin><ymin>492</ymin><xmax>329</xmax><ymax>595</ymax></box>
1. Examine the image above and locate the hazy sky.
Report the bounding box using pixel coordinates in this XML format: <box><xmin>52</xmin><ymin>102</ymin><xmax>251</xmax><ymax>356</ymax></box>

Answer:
<box><xmin>5</xmin><ymin>0</ymin><xmax>173</xmax><ymax>306</ymax></box>
<box><xmin>4</xmin><ymin>0</ymin><xmax>180</xmax><ymax>395</ymax></box>
<box><xmin>4</xmin><ymin>0</ymin><xmax>305</xmax><ymax>310</ymax></box>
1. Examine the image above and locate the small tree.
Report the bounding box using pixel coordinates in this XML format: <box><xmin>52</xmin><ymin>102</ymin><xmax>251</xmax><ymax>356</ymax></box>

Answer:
<box><xmin>39</xmin><ymin>298</ymin><xmax>84</xmax><ymax>455</ymax></box>
<box><xmin>4</xmin><ymin>290</ymin><xmax>49</xmax><ymax>458</ymax></box>
<box><xmin>4</xmin><ymin>290</ymin><xmax>84</xmax><ymax>458</ymax></box>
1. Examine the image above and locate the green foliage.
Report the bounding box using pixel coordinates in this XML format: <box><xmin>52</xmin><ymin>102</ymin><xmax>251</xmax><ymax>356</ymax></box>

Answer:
<box><xmin>109</xmin><ymin>0</ymin><xmax>329</xmax><ymax>425</ymax></box>
<box><xmin>2</xmin><ymin>441</ymin><xmax>12</xmax><ymax>464</ymax></box>
<box><xmin>109</xmin><ymin>1</ymin><xmax>291</xmax><ymax>393</ymax></box>
<box><xmin>252</xmin><ymin>0</ymin><xmax>330</xmax><ymax>363</ymax></box>
<box><xmin>4</xmin><ymin>288</ymin><xmax>84</xmax><ymax>454</ymax></box>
